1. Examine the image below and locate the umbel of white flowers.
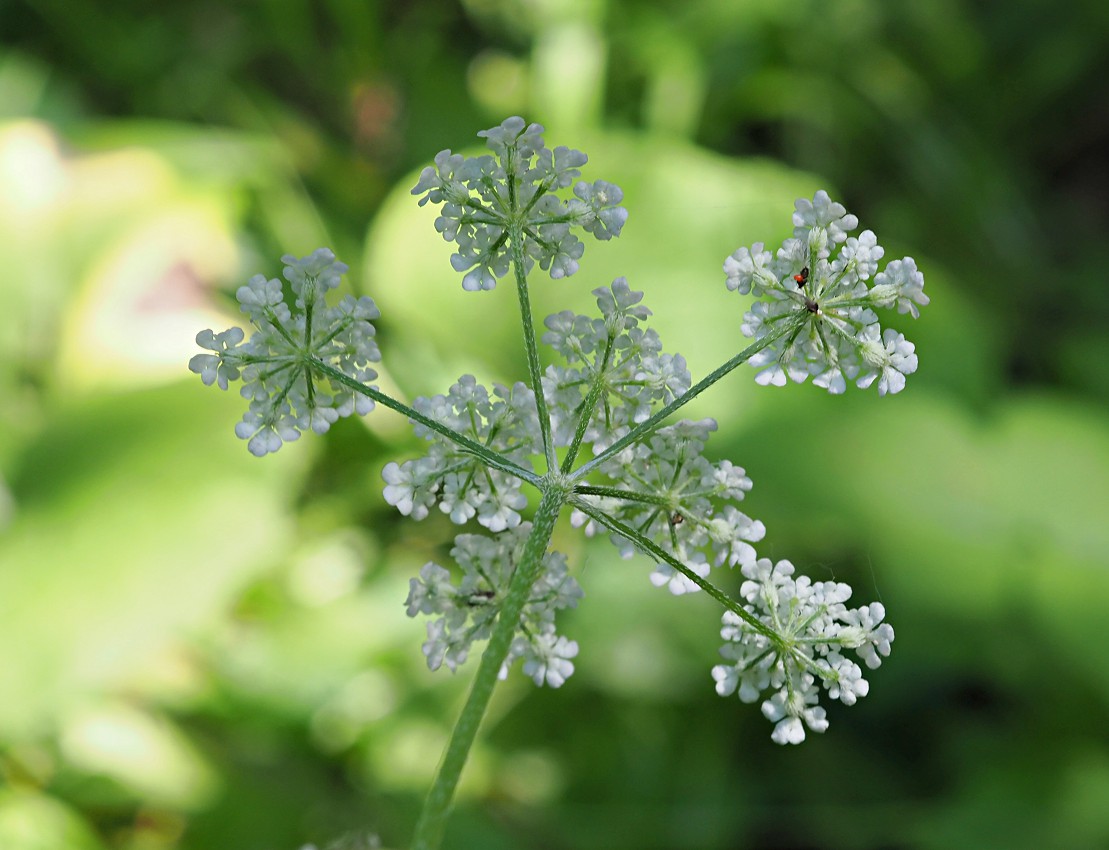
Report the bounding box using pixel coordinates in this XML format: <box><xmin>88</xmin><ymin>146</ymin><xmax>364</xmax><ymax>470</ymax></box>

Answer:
<box><xmin>411</xmin><ymin>115</ymin><xmax>628</xmax><ymax>290</ymax></box>
<box><xmin>712</xmin><ymin>559</ymin><xmax>894</xmax><ymax>745</ymax></box>
<box><xmin>189</xmin><ymin>249</ymin><xmax>380</xmax><ymax>457</ymax></box>
<box><xmin>190</xmin><ymin>117</ymin><xmax>924</xmax><ymax>743</ymax></box>
<box><xmin>725</xmin><ymin>190</ymin><xmax>928</xmax><ymax>394</ymax></box>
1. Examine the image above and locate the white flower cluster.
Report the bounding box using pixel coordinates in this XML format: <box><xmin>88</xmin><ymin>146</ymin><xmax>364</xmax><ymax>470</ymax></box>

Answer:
<box><xmin>725</xmin><ymin>190</ymin><xmax>928</xmax><ymax>394</ymax></box>
<box><xmin>711</xmin><ymin>558</ymin><xmax>894</xmax><ymax>744</ymax></box>
<box><xmin>543</xmin><ymin>278</ymin><xmax>691</xmax><ymax>451</ymax></box>
<box><xmin>405</xmin><ymin>525</ymin><xmax>584</xmax><ymax>686</ymax></box>
<box><xmin>411</xmin><ymin>116</ymin><xmax>629</xmax><ymax>291</ymax></box>
<box><xmin>382</xmin><ymin>375</ymin><xmax>541</xmax><ymax>532</ymax></box>
<box><xmin>572</xmin><ymin>418</ymin><xmax>765</xmax><ymax>595</ymax></box>
<box><xmin>189</xmin><ymin>249</ymin><xmax>381</xmax><ymax>456</ymax></box>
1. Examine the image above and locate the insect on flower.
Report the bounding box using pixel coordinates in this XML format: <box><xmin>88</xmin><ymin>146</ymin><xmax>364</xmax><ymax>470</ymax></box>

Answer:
<box><xmin>793</xmin><ymin>267</ymin><xmax>809</xmax><ymax>287</ymax></box>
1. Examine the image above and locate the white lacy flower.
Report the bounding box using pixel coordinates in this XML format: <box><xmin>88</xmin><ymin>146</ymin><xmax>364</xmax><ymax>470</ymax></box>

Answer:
<box><xmin>571</xmin><ymin>180</ymin><xmax>629</xmax><ymax>241</ymax></box>
<box><xmin>381</xmin><ymin>457</ymin><xmax>438</xmax><ymax>520</ymax></box>
<box><xmin>855</xmin><ymin>327</ymin><xmax>918</xmax><ymax>396</ymax></box>
<box><xmin>649</xmin><ymin>550</ymin><xmax>710</xmax><ymax>595</ymax></box>
<box><xmin>282</xmin><ymin>247</ymin><xmax>347</xmax><ymax>302</ymax></box>
<box><xmin>836</xmin><ymin>229</ymin><xmax>883</xmax><ymax>280</ymax></box>
<box><xmin>519</xmin><ymin>630</ymin><xmax>579</xmax><ymax>688</ymax></box>
<box><xmin>405</xmin><ymin>527</ymin><xmax>583</xmax><ymax>686</ymax></box>
<box><xmin>190</xmin><ymin>327</ymin><xmax>244</xmax><ymax>390</ymax></box>
<box><xmin>792</xmin><ymin>190</ymin><xmax>858</xmax><ymax>244</ymax></box>
<box><xmin>574</xmin><ymin>417</ymin><xmax>765</xmax><ymax>595</ymax></box>
<box><xmin>836</xmin><ymin>602</ymin><xmax>895</xmax><ymax>669</ymax></box>
<box><xmin>724</xmin><ymin>191</ymin><xmax>927</xmax><ymax>395</ymax></box>
<box><xmin>405</xmin><ymin>562</ymin><xmax>455</xmax><ymax>617</ymax></box>
<box><xmin>190</xmin><ymin>250</ymin><xmax>381</xmax><ymax>455</ymax></box>
<box><xmin>762</xmin><ymin>680</ymin><xmax>829</xmax><ymax>745</ymax></box>
<box><xmin>871</xmin><ymin>257</ymin><xmax>929</xmax><ymax>318</ymax></box>
<box><xmin>542</xmin><ymin>279</ymin><xmax>689</xmax><ymax>450</ymax></box>
<box><xmin>712</xmin><ymin>558</ymin><xmax>894</xmax><ymax>744</ymax></box>
<box><xmin>707</xmin><ymin>505</ymin><xmax>765</xmax><ymax>568</ymax></box>
<box><xmin>723</xmin><ymin>242</ymin><xmax>777</xmax><ymax>297</ymax></box>
<box><xmin>412</xmin><ymin>116</ymin><xmax>628</xmax><ymax>290</ymax></box>
<box><xmin>382</xmin><ymin>376</ymin><xmax>540</xmax><ymax>531</ymax></box>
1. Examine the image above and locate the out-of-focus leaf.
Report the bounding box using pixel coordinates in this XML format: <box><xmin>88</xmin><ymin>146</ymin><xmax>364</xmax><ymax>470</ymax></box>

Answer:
<box><xmin>58</xmin><ymin>701</ymin><xmax>218</xmax><ymax>808</ymax></box>
<box><xmin>732</xmin><ymin>390</ymin><xmax>1109</xmax><ymax>689</ymax></box>
<box><xmin>0</xmin><ymin>383</ymin><xmax>304</xmax><ymax>739</ymax></box>
<box><xmin>0</xmin><ymin>117</ymin><xmax>326</xmax><ymax>470</ymax></box>
<box><xmin>0</xmin><ymin>789</ymin><xmax>106</xmax><ymax>850</ymax></box>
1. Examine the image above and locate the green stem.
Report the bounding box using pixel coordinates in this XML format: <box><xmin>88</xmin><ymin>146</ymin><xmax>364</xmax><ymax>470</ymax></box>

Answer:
<box><xmin>573</xmin><ymin>484</ymin><xmax>672</xmax><ymax>507</ymax></box>
<box><xmin>509</xmin><ymin>225</ymin><xmax>558</xmax><ymax>475</ymax></box>
<box><xmin>570</xmin><ymin>497</ymin><xmax>777</xmax><ymax>643</ymax></box>
<box><xmin>560</xmin><ymin>331</ymin><xmax>617</xmax><ymax>475</ymax></box>
<box><xmin>309</xmin><ymin>357</ymin><xmax>539</xmax><ymax>485</ymax></box>
<box><xmin>571</xmin><ymin>321</ymin><xmax>802</xmax><ymax>482</ymax></box>
<box><xmin>411</xmin><ymin>486</ymin><xmax>567</xmax><ymax>850</ymax></box>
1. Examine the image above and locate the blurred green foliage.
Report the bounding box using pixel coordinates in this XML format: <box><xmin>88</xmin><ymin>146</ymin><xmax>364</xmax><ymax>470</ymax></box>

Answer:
<box><xmin>1</xmin><ymin>1</ymin><xmax>1107</xmax><ymax>849</ymax></box>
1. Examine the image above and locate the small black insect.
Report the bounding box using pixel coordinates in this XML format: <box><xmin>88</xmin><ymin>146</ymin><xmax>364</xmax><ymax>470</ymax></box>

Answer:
<box><xmin>793</xmin><ymin>266</ymin><xmax>809</xmax><ymax>287</ymax></box>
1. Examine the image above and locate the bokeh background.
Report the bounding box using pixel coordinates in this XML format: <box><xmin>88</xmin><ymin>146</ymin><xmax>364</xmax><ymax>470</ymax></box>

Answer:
<box><xmin>2</xmin><ymin>1</ymin><xmax>1108</xmax><ymax>848</ymax></box>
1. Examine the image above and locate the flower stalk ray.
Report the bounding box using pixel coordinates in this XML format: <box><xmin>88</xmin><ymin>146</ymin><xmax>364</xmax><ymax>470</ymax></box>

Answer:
<box><xmin>570</xmin><ymin>496</ymin><xmax>778</xmax><ymax>643</ymax></box>
<box><xmin>571</xmin><ymin>319</ymin><xmax>803</xmax><ymax>481</ymax></box>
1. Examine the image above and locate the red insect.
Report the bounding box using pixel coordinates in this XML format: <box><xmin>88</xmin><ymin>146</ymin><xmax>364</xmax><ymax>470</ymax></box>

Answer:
<box><xmin>793</xmin><ymin>266</ymin><xmax>809</xmax><ymax>287</ymax></box>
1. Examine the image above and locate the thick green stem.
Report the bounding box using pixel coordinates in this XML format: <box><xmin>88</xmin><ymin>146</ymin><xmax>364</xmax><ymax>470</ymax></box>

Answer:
<box><xmin>410</xmin><ymin>486</ymin><xmax>567</xmax><ymax>850</ymax></box>
<box><xmin>572</xmin><ymin>321</ymin><xmax>802</xmax><ymax>481</ymax></box>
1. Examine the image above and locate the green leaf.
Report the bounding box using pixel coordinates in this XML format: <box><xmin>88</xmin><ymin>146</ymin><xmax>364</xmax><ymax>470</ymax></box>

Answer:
<box><xmin>0</xmin><ymin>383</ymin><xmax>304</xmax><ymax>739</ymax></box>
<box><xmin>0</xmin><ymin>790</ymin><xmax>106</xmax><ymax>850</ymax></box>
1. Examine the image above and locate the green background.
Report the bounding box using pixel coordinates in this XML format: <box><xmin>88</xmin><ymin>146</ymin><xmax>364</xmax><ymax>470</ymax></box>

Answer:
<box><xmin>1</xmin><ymin>1</ymin><xmax>1107</xmax><ymax>848</ymax></box>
